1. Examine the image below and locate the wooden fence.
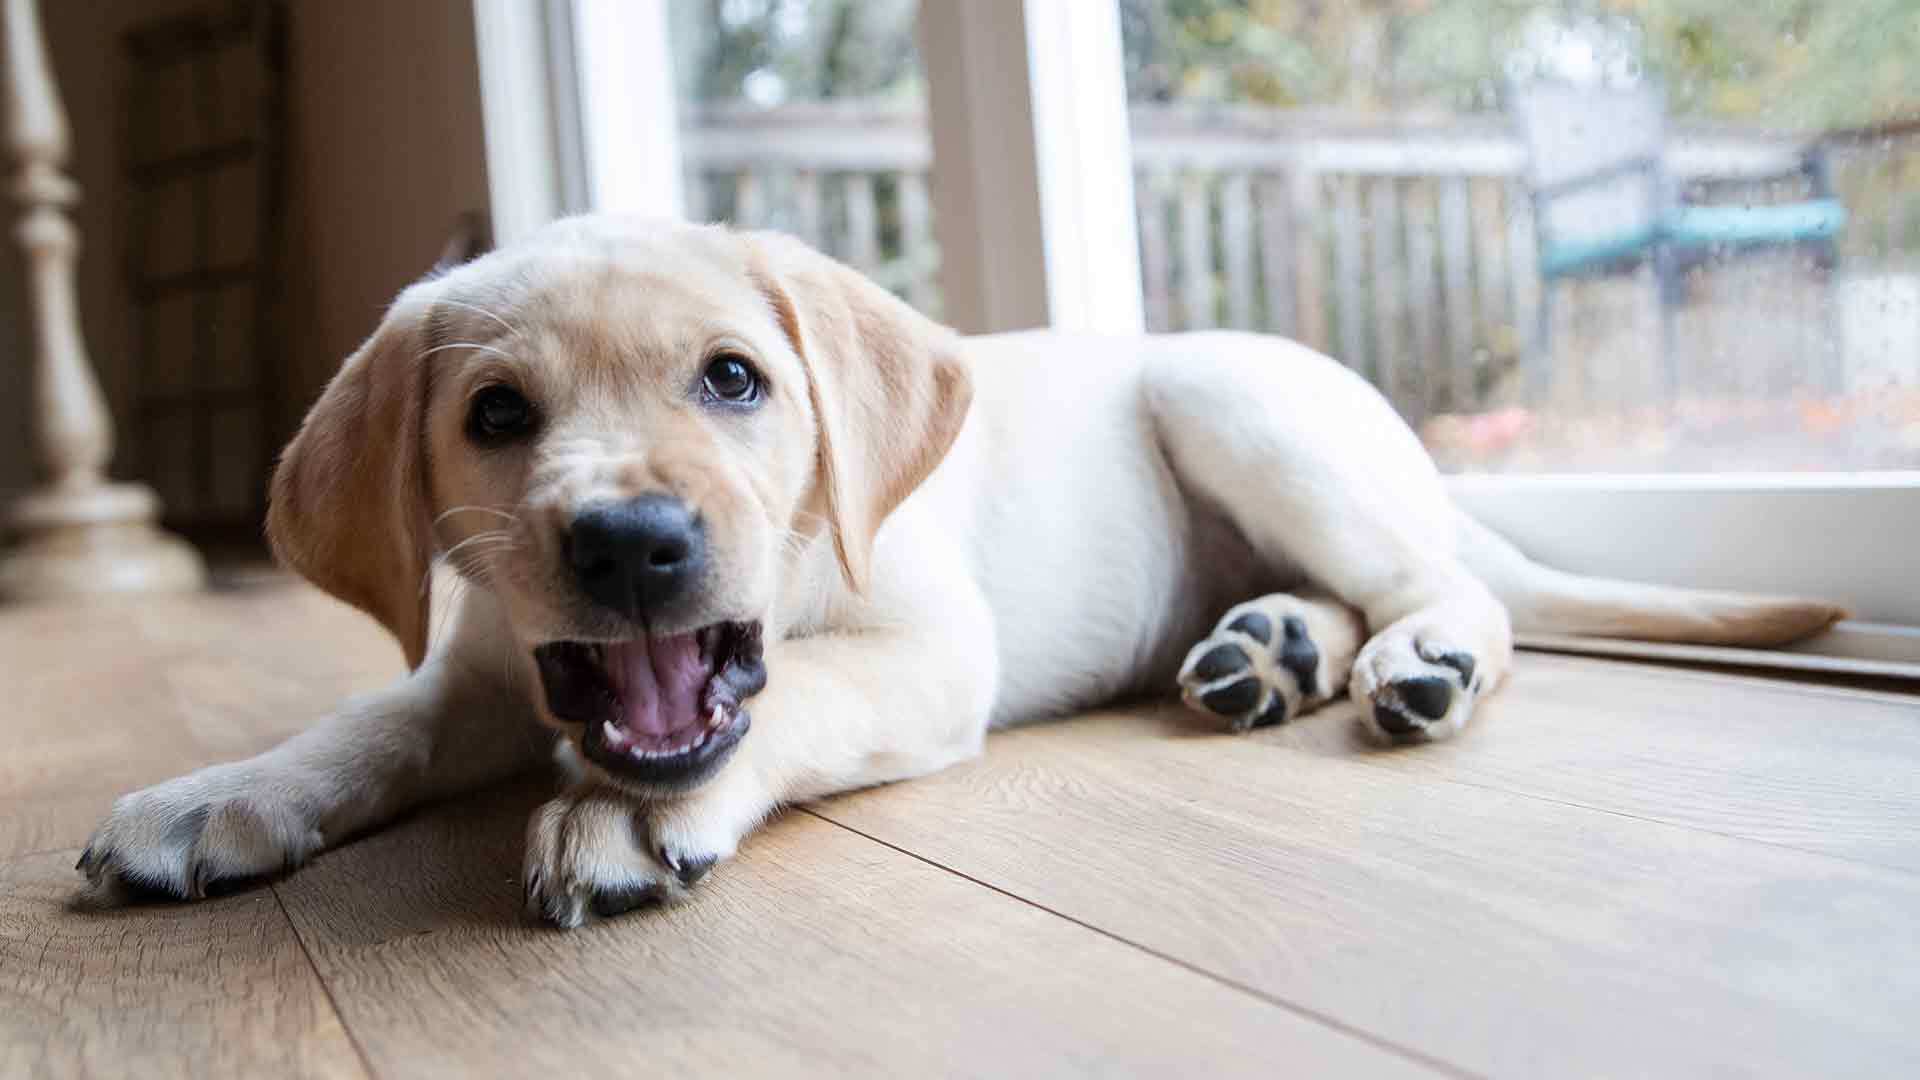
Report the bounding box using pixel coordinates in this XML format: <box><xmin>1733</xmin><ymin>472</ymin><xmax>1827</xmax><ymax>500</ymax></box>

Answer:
<box><xmin>680</xmin><ymin>103</ymin><xmax>1920</xmax><ymax>419</ymax></box>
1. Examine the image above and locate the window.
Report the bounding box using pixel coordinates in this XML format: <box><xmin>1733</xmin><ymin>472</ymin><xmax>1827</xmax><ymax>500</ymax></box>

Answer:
<box><xmin>667</xmin><ymin>0</ymin><xmax>942</xmax><ymax>317</ymax></box>
<box><xmin>1118</xmin><ymin>1</ymin><xmax>1919</xmax><ymax>476</ymax></box>
<box><xmin>480</xmin><ymin>0</ymin><xmax>1920</xmax><ymax>647</ymax></box>
<box><xmin>1114</xmin><ymin>1</ymin><xmax>1920</xmax><ymax>646</ymax></box>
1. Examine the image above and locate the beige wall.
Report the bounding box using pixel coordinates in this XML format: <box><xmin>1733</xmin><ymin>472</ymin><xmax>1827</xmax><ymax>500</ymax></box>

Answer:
<box><xmin>0</xmin><ymin>0</ymin><xmax>490</xmax><ymax>506</ymax></box>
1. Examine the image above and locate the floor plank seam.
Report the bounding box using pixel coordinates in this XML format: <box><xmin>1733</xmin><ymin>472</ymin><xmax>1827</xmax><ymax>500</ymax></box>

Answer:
<box><xmin>1521</xmin><ymin>652</ymin><xmax>1920</xmax><ymax>707</ymax></box>
<box><xmin>270</xmin><ymin>882</ymin><xmax>380</xmax><ymax>1080</ymax></box>
<box><xmin>798</xmin><ymin>806</ymin><xmax>1482</xmax><ymax>1080</ymax></box>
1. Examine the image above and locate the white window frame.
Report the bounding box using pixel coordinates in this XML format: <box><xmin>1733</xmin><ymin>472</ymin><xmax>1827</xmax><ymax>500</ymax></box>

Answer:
<box><xmin>916</xmin><ymin>0</ymin><xmax>1143</xmax><ymax>334</ymax></box>
<box><xmin>472</xmin><ymin>0</ymin><xmax>682</xmax><ymax>243</ymax></box>
<box><xmin>478</xmin><ymin>0</ymin><xmax>1920</xmax><ymax>671</ymax></box>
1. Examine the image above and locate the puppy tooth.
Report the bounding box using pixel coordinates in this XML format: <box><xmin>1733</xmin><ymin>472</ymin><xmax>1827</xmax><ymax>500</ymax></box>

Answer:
<box><xmin>709</xmin><ymin>704</ymin><xmax>725</xmax><ymax>730</ymax></box>
<box><xmin>601</xmin><ymin>721</ymin><xmax>626</xmax><ymax>748</ymax></box>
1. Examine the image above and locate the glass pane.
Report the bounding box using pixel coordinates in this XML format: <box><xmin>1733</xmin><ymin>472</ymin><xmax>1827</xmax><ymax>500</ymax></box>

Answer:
<box><xmin>667</xmin><ymin>0</ymin><xmax>941</xmax><ymax>318</ymax></box>
<box><xmin>1118</xmin><ymin>1</ymin><xmax>1919</xmax><ymax>473</ymax></box>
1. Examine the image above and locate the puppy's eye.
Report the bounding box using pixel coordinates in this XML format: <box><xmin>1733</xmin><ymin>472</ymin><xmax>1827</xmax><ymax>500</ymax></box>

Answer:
<box><xmin>467</xmin><ymin>385</ymin><xmax>536</xmax><ymax>443</ymax></box>
<box><xmin>702</xmin><ymin>354</ymin><xmax>761</xmax><ymax>405</ymax></box>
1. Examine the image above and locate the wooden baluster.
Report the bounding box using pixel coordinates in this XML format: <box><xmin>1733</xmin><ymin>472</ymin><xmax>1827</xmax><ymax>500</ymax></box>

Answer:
<box><xmin>1469</xmin><ymin>178</ymin><xmax>1509</xmax><ymax>393</ymax></box>
<box><xmin>733</xmin><ymin>170</ymin><xmax>765</xmax><ymax>228</ymax></box>
<box><xmin>1135</xmin><ymin>170</ymin><xmax>1171</xmax><ymax>331</ymax></box>
<box><xmin>1255</xmin><ymin>174</ymin><xmax>1294</xmax><ymax>335</ymax></box>
<box><xmin>1176</xmin><ymin>172</ymin><xmax>1212</xmax><ymax>329</ymax></box>
<box><xmin>1504</xmin><ymin>177</ymin><xmax>1544</xmax><ymax>396</ymax></box>
<box><xmin>793</xmin><ymin>170</ymin><xmax>823</xmax><ymax>249</ymax></box>
<box><xmin>0</xmin><ymin>0</ymin><xmax>204</xmax><ymax>603</ymax></box>
<box><xmin>843</xmin><ymin>172</ymin><xmax>878</xmax><ymax>272</ymax></box>
<box><xmin>1219</xmin><ymin>172</ymin><xmax>1254</xmax><ymax>330</ymax></box>
<box><xmin>897</xmin><ymin>171</ymin><xmax>936</xmax><ymax>314</ymax></box>
<box><xmin>1366</xmin><ymin>177</ymin><xmax>1403</xmax><ymax>402</ymax></box>
<box><xmin>1290</xmin><ymin>167</ymin><xmax>1327</xmax><ymax>351</ymax></box>
<box><xmin>1405</xmin><ymin>180</ymin><xmax>1441</xmax><ymax>411</ymax></box>
<box><xmin>1330</xmin><ymin>175</ymin><xmax>1365</xmax><ymax>377</ymax></box>
<box><xmin>1438</xmin><ymin>176</ymin><xmax>1476</xmax><ymax>412</ymax></box>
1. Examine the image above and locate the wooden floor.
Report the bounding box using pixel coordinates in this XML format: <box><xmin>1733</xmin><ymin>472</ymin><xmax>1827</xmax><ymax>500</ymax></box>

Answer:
<box><xmin>3</xmin><ymin>578</ymin><xmax>1918</xmax><ymax>1078</ymax></box>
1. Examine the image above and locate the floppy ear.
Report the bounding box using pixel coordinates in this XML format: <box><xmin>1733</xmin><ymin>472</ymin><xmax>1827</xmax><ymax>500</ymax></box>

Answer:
<box><xmin>747</xmin><ymin>232</ymin><xmax>973</xmax><ymax>593</ymax></box>
<box><xmin>266</xmin><ymin>287</ymin><xmax>439</xmax><ymax>668</ymax></box>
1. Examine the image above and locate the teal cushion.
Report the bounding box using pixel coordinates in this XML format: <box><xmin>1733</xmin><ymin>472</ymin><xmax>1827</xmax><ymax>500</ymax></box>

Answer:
<box><xmin>1663</xmin><ymin>199</ymin><xmax>1848</xmax><ymax>250</ymax></box>
<box><xmin>1538</xmin><ymin>199</ymin><xmax>1847</xmax><ymax>279</ymax></box>
<box><xmin>1538</xmin><ymin>225</ymin><xmax>1660</xmax><ymax>278</ymax></box>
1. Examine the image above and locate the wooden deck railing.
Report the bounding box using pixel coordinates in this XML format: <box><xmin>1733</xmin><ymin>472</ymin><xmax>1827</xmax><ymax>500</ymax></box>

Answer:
<box><xmin>681</xmin><ymin>102</ymin><xmax>1920</xmax><ymax>419</ymax></box>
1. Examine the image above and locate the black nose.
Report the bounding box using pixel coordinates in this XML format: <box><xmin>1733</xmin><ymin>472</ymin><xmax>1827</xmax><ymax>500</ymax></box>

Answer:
<box><xmin>566</xmin><ymin>495</ymin><xmax>707</xmax><ymax>618</ymax></box>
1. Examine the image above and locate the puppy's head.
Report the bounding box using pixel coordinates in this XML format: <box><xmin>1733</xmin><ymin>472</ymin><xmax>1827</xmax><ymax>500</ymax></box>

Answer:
<box><xmin>267</xmin><ymin>218</ymin><xmax>971</xmax><ymax>792</ymax></box>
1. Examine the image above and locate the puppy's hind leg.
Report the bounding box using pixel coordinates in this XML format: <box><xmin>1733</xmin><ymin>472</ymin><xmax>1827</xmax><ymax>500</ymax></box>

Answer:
<box><xmin>1148</xmin><ymin>335</ymin><xmax>1513</xmax><ymax>742</ymax></box>
<box><xmin>1177</xmin><ymin>591</ymin><xmax>1363</xmax><ymax>731</ymax></box>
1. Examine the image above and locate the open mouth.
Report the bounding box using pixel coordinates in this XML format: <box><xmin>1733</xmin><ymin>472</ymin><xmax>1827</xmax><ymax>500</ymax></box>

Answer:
<box><xmin>532</xmin><ymin>621</ymin><xmax>766</xmax><ymax>789</ymax></box>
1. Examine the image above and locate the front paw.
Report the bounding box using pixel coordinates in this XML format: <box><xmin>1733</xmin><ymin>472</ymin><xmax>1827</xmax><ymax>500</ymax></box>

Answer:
<box><xmin>77</xmin><ymin>767</ymin><xmax>322</xmax><ymax>905</ymax></box>
<box><xmin>523</xmin><ymin>782</ymin><xmax>751</xmax><ymax>929</ymax></box>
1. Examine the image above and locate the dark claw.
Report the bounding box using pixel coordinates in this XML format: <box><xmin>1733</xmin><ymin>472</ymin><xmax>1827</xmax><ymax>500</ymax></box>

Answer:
<box><xmin>1192</xmin><ymin>644</ymin><xmax>1251</xmax><ymax>682</ymax></box>
<box><xmin>590</xmin><ymin>882</ymin><xmax>664</xmax><ymax>919</ymax></box>
<box><xmin>1394</xmin><ymin>675</ymin><xmax>1455</xmax><ymax>721</ymax></box>
<box><xmin>674</xmin><ymin>854</ymin><xmax>717</xmax><ymax>888</ymax></box>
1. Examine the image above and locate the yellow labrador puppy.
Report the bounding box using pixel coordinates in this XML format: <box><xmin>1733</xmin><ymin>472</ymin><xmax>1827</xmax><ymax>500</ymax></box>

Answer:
<box><xmin>79</xmin><ymin>217</ymin><xmax>1841</xmax><ymax>925</ymax></box>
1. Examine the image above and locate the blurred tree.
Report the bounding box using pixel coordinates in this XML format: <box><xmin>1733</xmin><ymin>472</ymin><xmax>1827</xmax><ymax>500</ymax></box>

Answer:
<box><xmin>670</xmin><ymin>0</ymin><xmax>1915</xmax><ymax>130</ymax></box>
<box><xmin>1118</xmin><ymin>0</ymin><xmax>1915</xmax><ymax>129</ymax></box>
<box><xmin>671</xmin><ymin>0</ymin><xmax>922</xmax><ymax>107</ymax></box>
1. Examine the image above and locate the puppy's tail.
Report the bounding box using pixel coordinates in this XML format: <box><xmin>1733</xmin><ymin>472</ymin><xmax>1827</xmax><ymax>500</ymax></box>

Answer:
<box><xmin>1455</xmin><ymin>509</ymin><xmax>1846</xmax><ymax>648</ymax></box>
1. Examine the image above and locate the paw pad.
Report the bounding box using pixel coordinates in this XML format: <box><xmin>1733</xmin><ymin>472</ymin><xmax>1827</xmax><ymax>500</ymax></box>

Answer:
<box><xmin>1191</xmin><ymin>644</ymin><xmax>1251</xmax><ymax>682</ymax></box>
<box><xmin>1364</xmin><ymin>640</ymin><xmax>1482</xmax><ymax>741</ymax></box>
<box><xmin>1179</xmin><ymin>603</ymin><xmax>1325</xmax><ymax>732</ymax></box>
<box><xmin>1227</xmin><ymin>612</ymin><xmax>1273</xmax><ymax>644</ymax></box>
<box><xmin>1277</xmin><ymin>615</ymin><xmax>1320</xmax><ymax>696</ymax></box>
<box><xmin>1199</xmin><ymin>674</ymin><xmax>1263</xmax><ymax>716</ymax></box>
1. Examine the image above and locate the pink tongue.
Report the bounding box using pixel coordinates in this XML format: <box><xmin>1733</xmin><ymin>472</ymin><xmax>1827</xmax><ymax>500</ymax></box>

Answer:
<box><xmin>605</xmin><ymin>633</ymin><xmax>709</xmax><ymax>740</ymax></box>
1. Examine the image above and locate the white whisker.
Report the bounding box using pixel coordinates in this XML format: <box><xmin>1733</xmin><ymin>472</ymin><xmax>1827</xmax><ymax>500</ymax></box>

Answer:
<box><xmin>416</xmin><ymin>341</ymin><xmax>519</xmax><ymax>364</ymax></box>
<box><xmin>422</xmin><ymin>530</ymin><xmax>520</xmax><ymax>597</ymax></box>
<box><xmin>433</xmin><ymin>297</ymin><xmax>522</xmax><ymax>338</ymax></box>
<box><xmin>433</xmin><ymin>504</ymin><xmax>521</xmax><ymax>530</ymax></box>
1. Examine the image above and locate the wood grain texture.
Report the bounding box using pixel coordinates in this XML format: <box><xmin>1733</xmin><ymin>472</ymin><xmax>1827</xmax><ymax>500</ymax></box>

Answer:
<box><xmin>1266</xmin><ymin>654</ymin><xmax>1920</xmax><ymax>872</ymax></box>
<box><xmin>0</xmin><ymin>577</ymin><xmax>401</xmax><ymax>857</ymax></box>
<box><xmin>0</xmin><ymin>849</ymin><xmax>364</xmax><ymax>1079</ymax></box>
<box><xmin>271</xmin><ymin>777</ymin><xmax>1432</xmax><ymax>1079</ymax></box>
<box><xmin>6</xmin><ymin>578</ymin><xmax>1917</xmax><ymax>1077</ymax></box>
<box><xmin>815</xmin><ymin>681</ymin><xmax>1920</xmax><ymax>1078</ymax></box>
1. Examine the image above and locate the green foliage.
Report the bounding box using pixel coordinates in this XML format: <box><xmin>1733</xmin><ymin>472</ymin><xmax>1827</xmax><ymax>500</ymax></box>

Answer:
<box><xmin>1117</xmin><ymin>0</ymin><xmax>1917</xmax><ymax>129</ymax></box>
<box><xmin>671</xmin><ymin>0</ymin><xmax>1915</xmax><ymax>130</ymax></box>
<box><xmin>1630</xmin><ymin>0</ymin><xmax>1920</xmax><ymax>128</ymax></box>
<box><xmin>670</xmin><ymin>0</ymin><xmax>921</xmax><ymax>106</ymax></box>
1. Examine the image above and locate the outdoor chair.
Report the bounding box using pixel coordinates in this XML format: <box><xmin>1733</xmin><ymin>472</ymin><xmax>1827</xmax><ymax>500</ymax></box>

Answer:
<box><xmin>1507</xmin><ymin>78</ymin><xmax>1847</xmax><ymax>394</ymax></box>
